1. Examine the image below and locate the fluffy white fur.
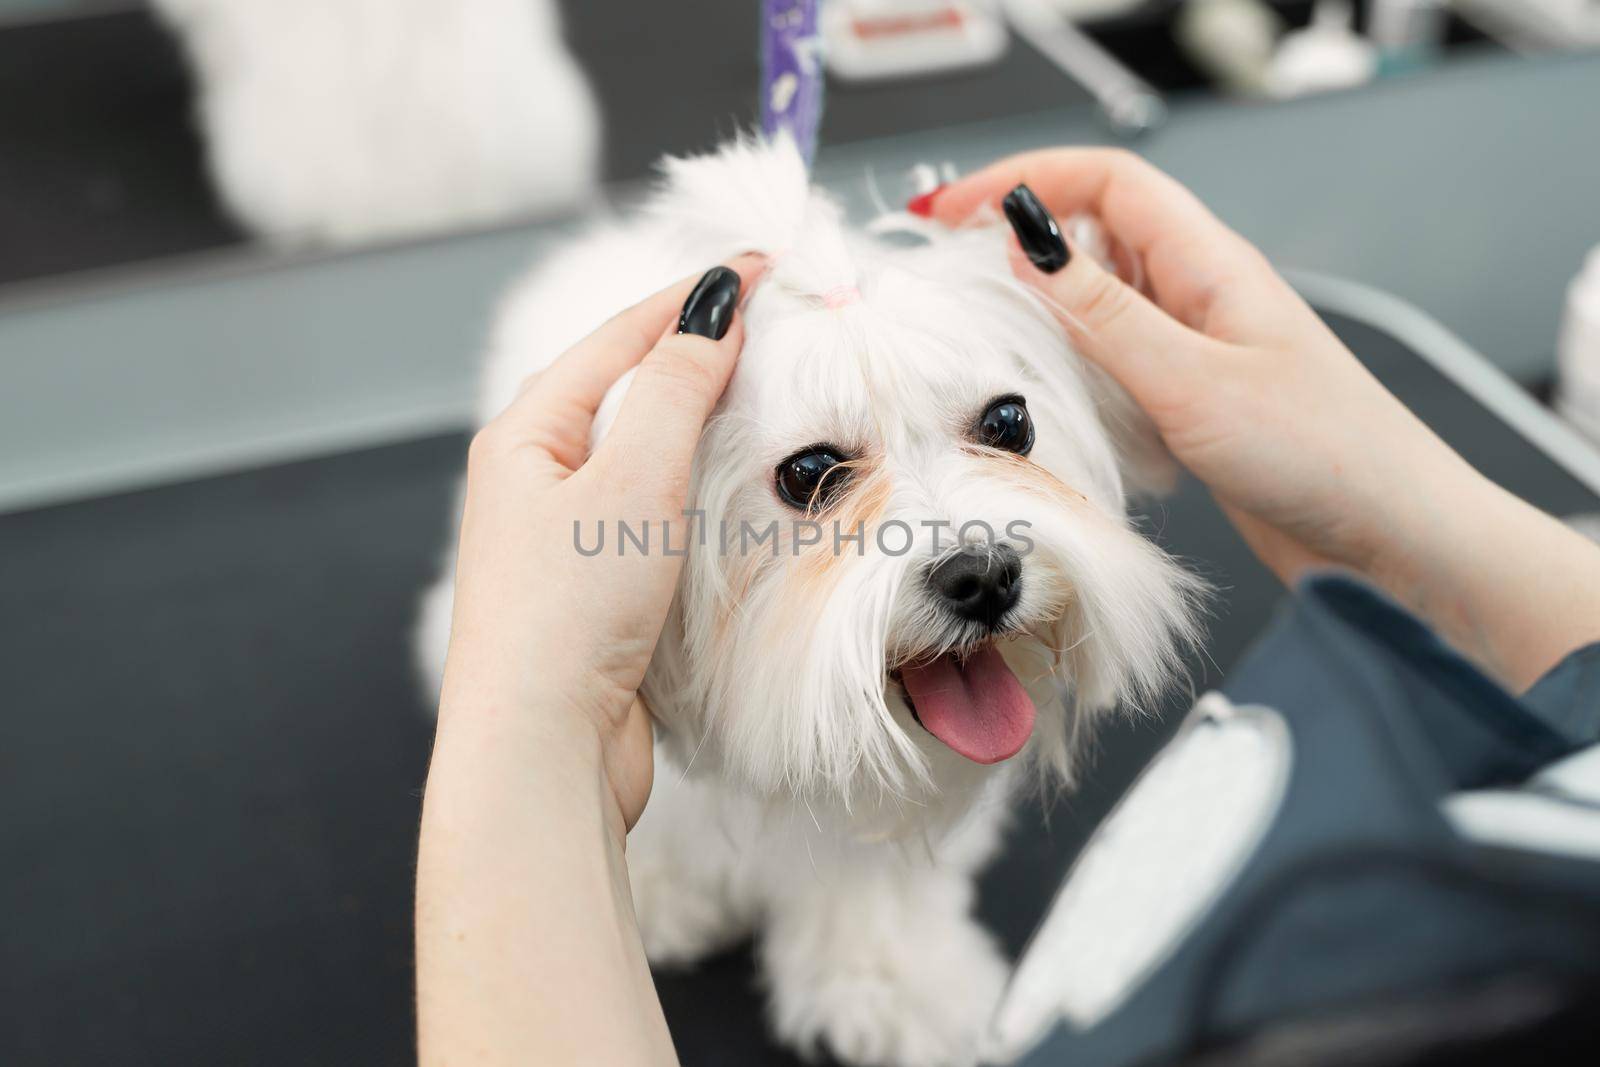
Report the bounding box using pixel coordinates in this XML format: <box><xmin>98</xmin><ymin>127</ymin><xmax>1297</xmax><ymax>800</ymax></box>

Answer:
<box><xmin>153</xmin><ymin>0</ymin><xmax>600</xmax><ymax>245</ymax></box>
<box><xmin>415</xmin><ymin>137</ymin><xmax>1200</xmax><ymax>1067</ymax></box>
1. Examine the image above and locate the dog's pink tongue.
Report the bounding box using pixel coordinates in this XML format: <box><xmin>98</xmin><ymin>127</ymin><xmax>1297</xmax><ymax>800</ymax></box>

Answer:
<box><xmin>900</xmin><ymin>646</ymin><xmax>1035</xmax><ymax>764</ymax></box>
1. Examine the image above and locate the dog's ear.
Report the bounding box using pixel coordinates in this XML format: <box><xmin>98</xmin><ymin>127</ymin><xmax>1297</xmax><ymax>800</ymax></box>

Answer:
<box><xmin>1084</xmin><ymin>362</ymin><xmax>1179</xmax><ymax>497</ymax></box>
<box><xmin>1055</xmin><ymin>213</ymin><xmax>1179</xmax><ymax>497</ymax></box>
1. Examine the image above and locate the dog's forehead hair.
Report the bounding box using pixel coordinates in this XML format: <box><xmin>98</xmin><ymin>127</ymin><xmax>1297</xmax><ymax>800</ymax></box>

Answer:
<box><xmin>734</xmin><ymin>274</ymin><xmax>1029</xmax><ymax>458</ymax></box>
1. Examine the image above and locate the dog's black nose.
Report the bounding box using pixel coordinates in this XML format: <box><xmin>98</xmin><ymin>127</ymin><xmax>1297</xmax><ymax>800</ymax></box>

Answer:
<box><xmin>927</xmin><ymin>544</ymin><xmax>1022</xmax><ymax>628</ymax></box>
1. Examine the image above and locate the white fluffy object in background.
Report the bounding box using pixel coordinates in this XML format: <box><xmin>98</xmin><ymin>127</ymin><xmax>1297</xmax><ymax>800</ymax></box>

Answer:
<box><xmin>153</xmin><ymin>0</ymin><xmax>601</xmax><ymax>245</ymax></box>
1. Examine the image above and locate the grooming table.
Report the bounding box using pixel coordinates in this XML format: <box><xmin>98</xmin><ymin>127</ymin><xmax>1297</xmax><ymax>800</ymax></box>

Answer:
<box><xmin>3</xmin><ymin>290</ymin><xmax>1598</xmax><ymax>1066</ymax></box>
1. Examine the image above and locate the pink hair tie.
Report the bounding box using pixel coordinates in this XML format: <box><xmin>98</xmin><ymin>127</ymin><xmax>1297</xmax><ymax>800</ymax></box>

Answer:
<box><xmin>821</xmin><ymin>284</ymin><xmax>860</xmax><ymax>309</ymax></box>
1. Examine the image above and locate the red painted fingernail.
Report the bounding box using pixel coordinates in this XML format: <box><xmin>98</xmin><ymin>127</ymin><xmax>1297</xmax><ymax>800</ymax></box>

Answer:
<box><xmin>906</xmin><ymin>184</ymin><xmax>945</xmax><ymax>218</ymax></box>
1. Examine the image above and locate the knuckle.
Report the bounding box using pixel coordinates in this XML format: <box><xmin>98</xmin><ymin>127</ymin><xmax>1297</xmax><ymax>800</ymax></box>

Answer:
<box><xmin>1105</xmin><ymin>147</ymin><xmax>1175</xmax><ymax>189</ymax></box>
<box><xmin>1033</xmin><ymin>146</ymin><xmax>1078</xmax><ymax>172</ymax></box>
<box><xmin>1072</xmin><ymin>271</ymin><xmax>1134</xmax><ymax>330</ymax></box>
<box><xmin>641</xmin><ymin>344</ymin><xmax>720</xmax><ymax>400</ymax></box>
<box><xmin>514</xmin><ymin>368</ymin><xmax>543</xmax><ymax>396</ymax></box>
<box><xmin>466</xmin><ymin>424</ymin><xmax>514</xmax><ymax>471</ymax></box>
<box><xmin>1102</xmin><ymin>146</ymin><xmax>1142</xmax><ymax>171</ymax></box>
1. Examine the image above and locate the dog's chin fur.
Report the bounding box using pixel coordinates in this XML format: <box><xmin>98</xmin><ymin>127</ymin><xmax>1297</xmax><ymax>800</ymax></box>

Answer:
<box><xmin>415</xmin><ymin>135</ymin><xmax>1201</xmax><ymax>1067</ymax></box>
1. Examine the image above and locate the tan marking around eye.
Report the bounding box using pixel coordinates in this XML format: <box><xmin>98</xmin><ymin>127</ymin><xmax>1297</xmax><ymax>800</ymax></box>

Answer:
<box><xmin>794</xmin><ymin>462</ymin><xmax>889</xmax><ymax>587</ymax></box>
<box><xmin>707</xmin><ymin>460</ymin><xmax>886</xmax><ymax>646</ymax></box>
<box><xmin>961</xmin><ymin>446</ymin><xmax>1090</xmax><ymax>507</ymax></box>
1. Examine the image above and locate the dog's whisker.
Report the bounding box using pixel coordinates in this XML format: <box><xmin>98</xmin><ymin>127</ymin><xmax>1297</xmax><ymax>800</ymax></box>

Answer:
<box><xmin>862</xmin><ymin>164</ymin><xmax>892</xmax><ymax>220</ymax></box>
<box><xmin>801</xmin><ymin>828</ymin><xmax>820</xmax><ymax>882</ymax></box>
<box><xmin>918</xmin><ymin>825</ymin><xmax>937</xmax><ymax>867</ymax></box>
<box><xmin>677</xmin><ymin>723</ymin><xmax>714</xmax><ymax>785</ymax></box>
<box><xmin>801</xmin><ymin>795</ymin><xmax>823</xmax><ymax>835</ymax></box>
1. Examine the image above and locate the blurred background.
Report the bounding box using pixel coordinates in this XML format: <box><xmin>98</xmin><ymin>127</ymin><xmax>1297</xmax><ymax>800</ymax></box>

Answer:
<box><xmin>5</xmin><ymin>0</ymin><xmax>1600</xmax><ymax>504</ymax></box>
<box><xmin>3</xmin><ymin>1</ymin><xmax>1600</xmax><ymax>1064</ymax></box>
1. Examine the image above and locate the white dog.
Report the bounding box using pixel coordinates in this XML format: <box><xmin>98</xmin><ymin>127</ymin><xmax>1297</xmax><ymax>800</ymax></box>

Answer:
<box><xmin>416</xmin><ymin>137</ymin><xmax>1199</xmax><ymax>1067</ymax></box>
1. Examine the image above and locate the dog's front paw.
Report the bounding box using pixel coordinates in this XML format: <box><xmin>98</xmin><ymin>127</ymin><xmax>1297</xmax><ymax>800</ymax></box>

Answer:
<box><xmin>766</xmin><ymin>916</ymin><xmax>1008</xmax><ymax>1067</ymax></box>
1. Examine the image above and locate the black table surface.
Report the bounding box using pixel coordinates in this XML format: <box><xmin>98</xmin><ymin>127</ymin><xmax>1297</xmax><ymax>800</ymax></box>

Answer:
<box><xmin>3</xmin><ymin>312</ymin><xmax>1596</xmax><ymax>1065</ymax></box>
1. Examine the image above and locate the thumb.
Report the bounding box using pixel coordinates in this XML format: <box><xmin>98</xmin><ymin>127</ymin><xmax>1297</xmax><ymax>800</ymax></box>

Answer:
<box><xmin>1002</xmin><ymin>184</ymin><xmax>1212</xmax><ymax>408</ymax></box>
<box><xmin>589</xmin><ymin>266</ymin><xmax>746</xmax><ymax>503</ymax></box>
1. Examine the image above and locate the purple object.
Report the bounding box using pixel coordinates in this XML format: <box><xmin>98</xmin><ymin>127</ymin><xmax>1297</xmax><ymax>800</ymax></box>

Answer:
<box><xmin>761</xmin><ymin>0</ymin><xmax>824</xmax><ymax>167</ymax></box>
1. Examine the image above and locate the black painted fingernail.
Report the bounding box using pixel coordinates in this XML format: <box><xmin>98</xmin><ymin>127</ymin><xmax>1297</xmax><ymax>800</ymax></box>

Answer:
<box><xmin>678</xmin><ymin>266</ymin><xmax>741</xmax><ymax>340</ymax></box>
<box><xmin>1002</xmin><ymin>184</ymin><xmax>1069</xmax><ymax>273</ymax></box>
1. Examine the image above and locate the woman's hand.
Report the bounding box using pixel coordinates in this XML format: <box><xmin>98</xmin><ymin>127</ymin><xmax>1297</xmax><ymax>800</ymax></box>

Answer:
<box><xmin>418</xmin><ymin>260</ymin><xmax>758</xmax><ymax>1067</ymax></box>
<box><xmin>931</xmin><ymin>149</ymin><xmax>1458</xmax><ymax>584</ymax></box>
<box><xmin>438</xmin><ymin>258</ymin><xmax>759</xmax><ymax>833</ymax></box>
<box><xmin>928</xmin><ymin>149</ymin><xmax>1600</xmax><ymax>688</ymax></box>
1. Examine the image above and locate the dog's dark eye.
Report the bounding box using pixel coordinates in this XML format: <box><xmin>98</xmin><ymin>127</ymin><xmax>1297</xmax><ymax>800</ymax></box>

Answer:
<box><xmin>775</xmin><ymin>447</ymin><xmax>850</xmax><ymax>511</ymax></box>
<box><xmin>977</xmin><ymin>396</ymin><xmax>1034</xmax><ymax>455</ymax></box>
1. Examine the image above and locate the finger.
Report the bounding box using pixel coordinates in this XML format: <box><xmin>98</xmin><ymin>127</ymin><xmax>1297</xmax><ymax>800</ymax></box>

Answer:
<box><xmin>588</xmin><ymin>270</ymin><xmax>748</xmax><ymax>502</ymax></box>
<box><xmin>929</xmin><ymin>148</ymin><xmax>1288</xmax><ymax>337</ymax></box>
<box><xmin>998</xmin><ymin>185</ymin><xmax>1216</xmax><ymax>411</ymax></box>
<box><xmin>494</xmin><ymin>255</ymin><xmax>765</xmax><ymax>470</ymax></box>
<box><xmin>1012</xmin><ymin>244</ymin><xmax>1215</xmax><ymax>413</ymax></box>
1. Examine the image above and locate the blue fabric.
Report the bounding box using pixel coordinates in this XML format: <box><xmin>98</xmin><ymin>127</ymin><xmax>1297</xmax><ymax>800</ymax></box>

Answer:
<box><xmin>1018</xmin><ymin>573</ymin><xmax>1600</xmax><ymax>1067</ymax></box>
<box><xmin>1522</xmin><ymin>641</ymin><xmax>1600</xmax><ymax>747</ymax></box>
<box><xmin>1250</xmin><ymin>574</ymin><xmax>1593</xmax><ymax>788</ymax></box>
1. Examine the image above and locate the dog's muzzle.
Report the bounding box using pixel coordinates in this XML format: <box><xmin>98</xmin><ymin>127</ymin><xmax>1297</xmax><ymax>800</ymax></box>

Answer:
<box><xmin>926</xmin><ymin>544</ymin><xmax>1022</xmax><ymax>629</ymax></box>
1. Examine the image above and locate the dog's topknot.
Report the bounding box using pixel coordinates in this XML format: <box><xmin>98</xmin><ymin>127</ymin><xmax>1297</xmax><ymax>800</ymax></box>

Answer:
<box><xmin>649</xmin><ymin>132</ymin><xmax>859</xmax><ymax>308</ymax></box>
